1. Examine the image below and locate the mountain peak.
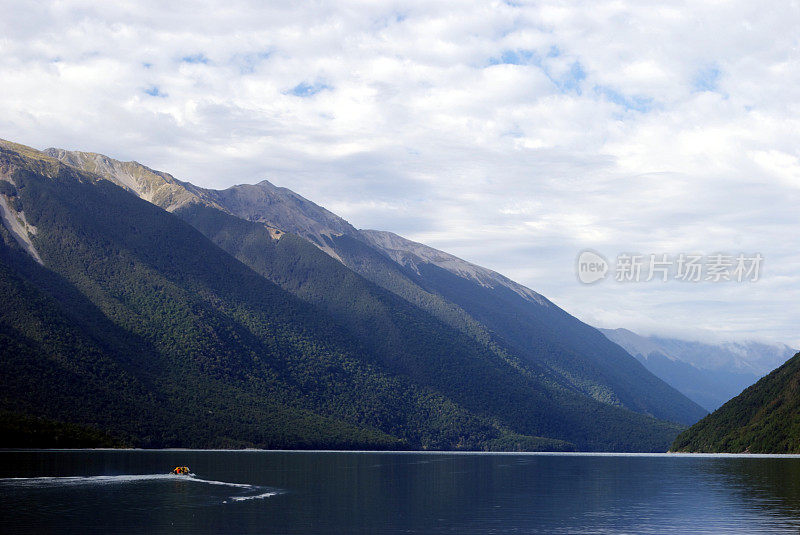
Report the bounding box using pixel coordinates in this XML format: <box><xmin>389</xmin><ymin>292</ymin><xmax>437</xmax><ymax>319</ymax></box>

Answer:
<box><xmin>601</xmin><ymin>328</ymin><xmax>678</xmax><ymax>362</ymax></box>
<box><xmin>41</xmin><ymin>147</ymin><xmax>214</xmax><ymax>213</ymax></box>
<box><xmin>205</xmin><ymin>181</ymin><xmax>359</xmax><ymax>259</ymax></box>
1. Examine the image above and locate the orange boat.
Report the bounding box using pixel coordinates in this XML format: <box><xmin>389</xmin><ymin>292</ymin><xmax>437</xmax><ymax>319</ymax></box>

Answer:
<box><xmin>170</xmin><ymin>466</ymin><xmax>190</xmax><ymax>475</ymax></box>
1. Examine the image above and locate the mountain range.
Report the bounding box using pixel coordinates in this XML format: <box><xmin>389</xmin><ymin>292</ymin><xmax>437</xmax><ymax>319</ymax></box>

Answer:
<box><xmin>0</xmin><ymin>139</ymin><xmax>707</xmax><ymax>451</ymax></box>
<box><xmin>602</xmin><ymin>328</ymin><xmax>795</xmax><ymax>411</ymax></box>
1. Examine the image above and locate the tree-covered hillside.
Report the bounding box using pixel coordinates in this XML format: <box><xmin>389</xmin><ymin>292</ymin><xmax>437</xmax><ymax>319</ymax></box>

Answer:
<box><xmin>0</xmin><ymin>143</ymin><xmax>687</xmax><ymax>451</ymax></box>
<box><xmin>174</xmin><ymin>202</ymin><xmax>688</xmax><ymax>451</ymax></box>
<box><xmin>43</xmin><ymin>144</ymin><xmax>707</xmax><ymax>427</ymax></box>
<box><xmin>672</xmin><ymin>352</ymin><xmax>800</xmax><ymax>453</ymax></box>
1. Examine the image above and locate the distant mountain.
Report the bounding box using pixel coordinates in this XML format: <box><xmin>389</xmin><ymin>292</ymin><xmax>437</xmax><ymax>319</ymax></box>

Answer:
<box><xmin>601</xmin><ymin>328</ymin><xmax>795</xmax><ymax>411</ymax></box>
<box><xmin>0</xmin><ymin>139</ymin><xmax>711</xmax><ymax>451</ymax></box>
<box><xmin>672</xmin><ymin>352</ymin><xmax>800</xmax><ymax>453</ymax></box>
<box><xmin>646</xmin><ymin>336</ymin><xmax>794</xmax><ymax>377</ymax></box>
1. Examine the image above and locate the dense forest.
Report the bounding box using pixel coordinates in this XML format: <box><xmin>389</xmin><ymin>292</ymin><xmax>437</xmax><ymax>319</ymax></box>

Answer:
<box><xmin>48</xmin><ymin>143</ymin><xmax>708</xmax><ymax>427</ymax></box>
<box><xmin>175</xmin><ymin>202</ymin><xmax>688</xmax><ymax>451</ymax></box>
<box><xmin>1</xmin><ymin>142</ymin><xmax>689</xmax><ymax>451</ymax></box>
<box><xmin>672</xmin><ymin>352</ymin><xmax>800</xmax><ymax>453</ymax></box>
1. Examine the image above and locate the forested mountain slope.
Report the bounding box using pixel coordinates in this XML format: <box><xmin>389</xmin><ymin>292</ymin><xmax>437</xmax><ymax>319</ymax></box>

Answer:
<box><xmin>45</xmin><ymin>145</ymin><xmax>706</xmax><ymax>427</ymax></box>
<box><xmin>0</xmin><ymin>141</ymin><xmax>689</xmax><ymax>451</ymax></box>
<box><xmin>672</xmin><ymin>352</ymin><xmax>800</xmax><ymax>453</ymax></box>
<box><xmin>357</xmin><ymin>230</ymin><xmax>707</xmax><ymax>424</ymax></box>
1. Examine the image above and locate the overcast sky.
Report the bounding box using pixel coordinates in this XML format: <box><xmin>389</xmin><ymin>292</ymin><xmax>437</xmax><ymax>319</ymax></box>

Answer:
<box><xmin>2</xmin><ymin>1</ymin><xmax>799</xmax><ymax>345</ymax></box>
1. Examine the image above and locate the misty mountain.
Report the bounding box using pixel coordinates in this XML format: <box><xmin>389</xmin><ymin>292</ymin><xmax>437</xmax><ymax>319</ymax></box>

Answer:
<box><xmin>647</xmin><ymin>336</ymin><xmax>794</xmax><ymax>377</ymax></box>
<box><xmin>601</xmin><ymin>328</ymin><xmax>795</xmax><ymax>411</ymax></box>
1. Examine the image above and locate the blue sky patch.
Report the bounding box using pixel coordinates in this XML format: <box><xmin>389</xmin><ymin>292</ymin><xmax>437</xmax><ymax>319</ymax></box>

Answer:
<box><xmin>551</xmin><ymin>62</ymin><xmax>585</xmax><ymax>94</ymax></box>
<box><xmin>595</xmin><ymin>86</ymin><xmax>652</xmax><ymax>112</ymax></box>
<box><xmin>236</xmin><ymin>51</ymin><xmax>271</xmax><ymax>74</ymax></box>
<box><xmin>489</xmin><ymin>49</ymin><xmax>585</xmax><ymax>94</ymax></box>
<box><xmin>693</xmin><ymin>66</ymin><xmax>721</xmax><ymax>92</ymax></box>
<box><xmin>491</xmin><ymin>49</ymin><xmax>536</xmax><ymax>66</ymax></box>
<box><xmin>144</xmin><ymin>86</ymin><xmax>167</xmax><ymax>98</ymax></box>
<box><xmin>181</xmin><ymin>53</ymin><xmax>210</xmax><ymax>64</ymax></box>
<box><xmin>289</xmin><ymin>82</ymin><xmax>331</xmax><ymax>97</ymax></box>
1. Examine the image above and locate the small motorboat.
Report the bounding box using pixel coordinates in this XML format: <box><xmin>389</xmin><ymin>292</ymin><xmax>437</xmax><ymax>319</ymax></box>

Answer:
<box><xmin>170</xmin><ymin>466</ymin><xmax>191</xmax><ymax>475</ymax></box>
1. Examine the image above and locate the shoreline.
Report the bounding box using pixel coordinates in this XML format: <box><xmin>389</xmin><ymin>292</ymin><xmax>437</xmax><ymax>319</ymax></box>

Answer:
<box><xmin>3</xmin><ymin>448</ymin><xmax>800</xmax><ymax>458</ymax></box>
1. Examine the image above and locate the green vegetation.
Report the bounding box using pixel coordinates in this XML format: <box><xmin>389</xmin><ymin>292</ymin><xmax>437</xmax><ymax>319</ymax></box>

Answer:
<box><xmin>0</xmin><ymin>412</ymin><xmax>122</xmax><ymax>448</ymax></box>
<box><xmin>48</xmin><ymin>143</ymin><xmax>707</xmax><ymax>428</ymax></box>
<box><xmin>174</xmin><ymin>202</ymin><xmax>685</xmax><ymax>451</ymax></box>
<box><xmin>0</xmin><ymin>147</ymin><xmax>539</xmax><ymax>450</ymax></box>
<box><xmin>0</xmin><ymin>143</ymin><xmax>686</xmax><ymax>451</ymax></box>
<box><xmin>405</xmin><ymin>260</ymin><xmax>707</xmax><ymax>424</ymax></box>
<box><xmin>0</xmin><ymin>180</ymin><xmax>17</xmax><ymax>197</ymax></box>
<box><xmin>672</xmin><ymin>352</ymin><xmax>800</xmax><ymax>453</ymax></box>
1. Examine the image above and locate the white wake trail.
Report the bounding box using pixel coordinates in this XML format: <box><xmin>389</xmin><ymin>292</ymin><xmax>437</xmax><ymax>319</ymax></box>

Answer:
<box><xmin>0</xmin><ymin>474</ymin><xmax>282</xmax><ymax>502</ymax></box>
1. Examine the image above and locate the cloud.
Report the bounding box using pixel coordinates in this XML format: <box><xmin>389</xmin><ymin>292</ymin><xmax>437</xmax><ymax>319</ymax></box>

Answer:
<box><xmin>1</xmin><ymin>0</ymin><xmax>799</xmax><ymax>345</ymax></box>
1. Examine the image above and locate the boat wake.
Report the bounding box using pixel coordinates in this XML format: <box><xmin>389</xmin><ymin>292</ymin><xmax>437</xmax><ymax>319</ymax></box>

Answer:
<box><xmin>226</xmin><ymin>491</ymin><xmax>280</xmax><ymax>502</ymax></box>
<box><xmin>0</xmin><ymin>474</ymin><xmax>282</xmax><ymax>503</ymax></box>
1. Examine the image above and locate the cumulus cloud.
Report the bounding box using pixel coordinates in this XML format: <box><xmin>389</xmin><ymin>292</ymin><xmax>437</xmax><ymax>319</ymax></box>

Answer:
<box><xmin>2</xmin><ymin>0</ymin><xmax>799</xmax><ymax>344</ymax></box>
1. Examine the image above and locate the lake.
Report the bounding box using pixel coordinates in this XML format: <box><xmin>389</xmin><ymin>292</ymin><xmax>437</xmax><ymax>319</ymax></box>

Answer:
<box><xmin>3</xmin><ymin>450</ymin><xmax>800</xmax><ymax>534</ymax></box>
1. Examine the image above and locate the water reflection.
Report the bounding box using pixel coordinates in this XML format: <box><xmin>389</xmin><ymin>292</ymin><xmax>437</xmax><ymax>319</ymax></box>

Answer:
<box><xmin>3</xmin><ymin>451</ymin><xmax>800</xmax><ymax>534</ymax></box>
<box><xmin>699</xmin><ymin>457</ymin><xmax>800</xmax><ymax>531</ymax></box>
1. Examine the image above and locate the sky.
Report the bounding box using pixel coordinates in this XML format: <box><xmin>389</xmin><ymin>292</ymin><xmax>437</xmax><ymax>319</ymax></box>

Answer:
<box><xmin>2</xmin><ymin>0</ymin><xmax>799</xmax><ymax>345</ymax></box>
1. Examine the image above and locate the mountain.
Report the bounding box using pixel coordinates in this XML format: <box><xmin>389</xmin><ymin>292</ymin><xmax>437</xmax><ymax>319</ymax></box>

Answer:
<box><xmin>0</xmin><ymin>139</ymin><xmax>709</xmax><ymax>451</ymax></box>
<box><xmin>646</xmin><ymin>336</ymin><xmax>794</xmax><ymax>377</ymax></box>
<box><xmin>0</xmin><ymin>140</ymin><xmax>683</xmax><ymax>451</ymax></box>
<box><xmin>0</xmin><ymin>141</ymin><xmax>411</xmax><ymax>449</ymax></box>
<box><xmin>602</xmin><ymin>328</ymin><xmax>795</xmax><ymax>411</ymax></box>
<box><xmin>42</xmin><ymin>149</ymin><xmax>355</xmax><ymax>258</ymax></box>
<box><xmin>672</xmin><ymin>352</ymin><xmax>800</xmax><ymax>453</ymax></box>
<box><xmin>353</xmin><ymin>231</ymin><xmax>709</xmax><ymax>423</ymax></box>
<box><xmin>45</xmin><ymin>148</ymin><xmax>706</xmax><ymax>427</ymax></box>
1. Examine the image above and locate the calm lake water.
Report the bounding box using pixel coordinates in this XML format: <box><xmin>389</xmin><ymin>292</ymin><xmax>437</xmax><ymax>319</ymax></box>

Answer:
<box><xmin>3</xmin><ymin>450</ymin><xmax>800</xmax><ymax>534</ymax></box>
